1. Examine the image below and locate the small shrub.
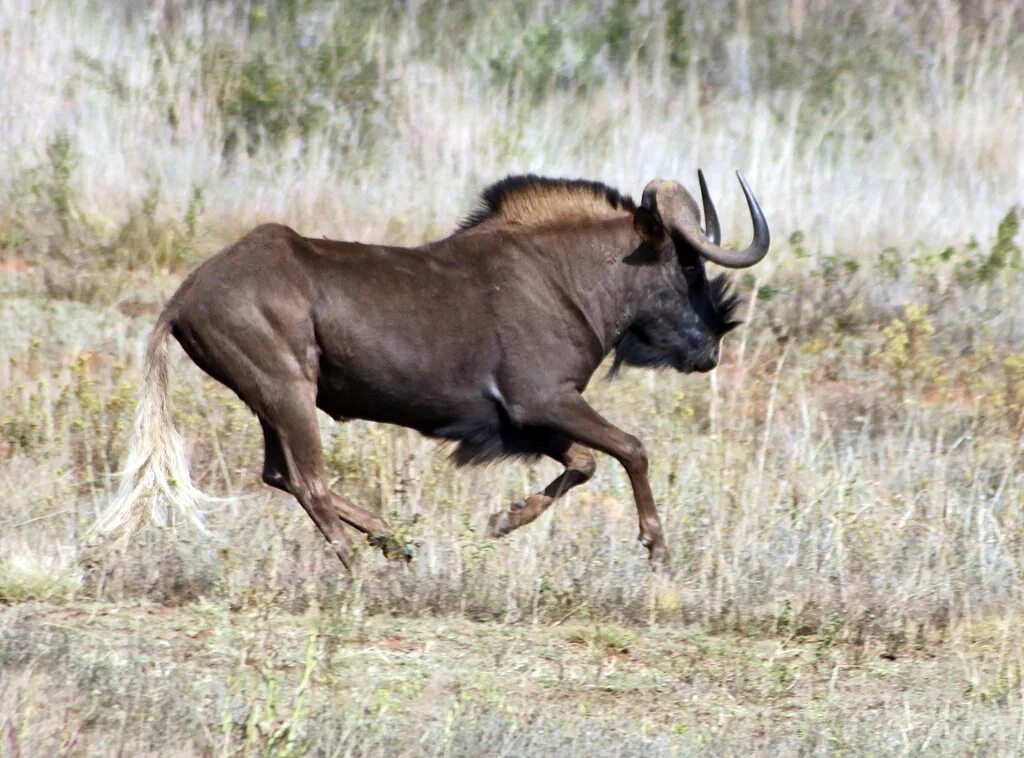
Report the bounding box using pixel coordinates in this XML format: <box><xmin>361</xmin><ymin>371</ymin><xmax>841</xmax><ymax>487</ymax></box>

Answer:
<box><xmin>0</xmin><ymin>547</ymin><xmax>81</xmax><ymax>604</ymax></box>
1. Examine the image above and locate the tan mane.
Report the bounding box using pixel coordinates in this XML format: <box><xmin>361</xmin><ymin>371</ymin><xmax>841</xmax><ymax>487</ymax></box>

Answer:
<box><xmin>458</xmin><ymin>174</ymin><xmax>636</xmax><ymax>230</ymax></box>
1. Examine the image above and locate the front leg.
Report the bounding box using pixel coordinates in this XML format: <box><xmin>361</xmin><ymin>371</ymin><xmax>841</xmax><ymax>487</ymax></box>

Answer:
<box><xmin>519</xmin><ymin>391</ymin><xmax>670</xmax><ymax>567</ymax></box>
<box><xmin>486</xmin><ymin>437</ymin><xmax>596</xmax><ymax>538</ymax></box>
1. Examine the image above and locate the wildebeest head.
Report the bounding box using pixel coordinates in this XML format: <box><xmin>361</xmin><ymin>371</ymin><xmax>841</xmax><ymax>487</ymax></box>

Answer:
<box><xmin>613</xmin><ymin>171</ymin><xmax>769</xmax><ymax>374</ymax></box>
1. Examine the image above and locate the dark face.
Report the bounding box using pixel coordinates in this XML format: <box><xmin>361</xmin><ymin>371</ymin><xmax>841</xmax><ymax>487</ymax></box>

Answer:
<box><xmin>612</xmin><ymin>241</ymin><xmax>741</xmax><ymax>374</ymax></box>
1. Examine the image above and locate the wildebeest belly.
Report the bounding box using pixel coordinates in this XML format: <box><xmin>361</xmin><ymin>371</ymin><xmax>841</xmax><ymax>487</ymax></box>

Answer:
<box><xmin>314</xmin><ymin>344</ymin><xmax>553</xmax><ymax>466</ymax></box>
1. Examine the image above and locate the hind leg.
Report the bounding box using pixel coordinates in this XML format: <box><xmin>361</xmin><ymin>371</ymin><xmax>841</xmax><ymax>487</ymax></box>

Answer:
<box><xmin>257</xmin><ymin>387</ymin><xmax>357</xmax><ymax>568</ymax></box>
<box><xmin>260</xmin><ymin>418</ymin><xmax>289</xmax><ymax>493</ymax></box>
<box><xmin>174</xmin><ymin>297</ymin><xmax>406</xmax><ymax>566</ymax></box>
<box><xmin>260</xmin><ymin>384</ymin><xmax>410</xmax><ymax>564</ymax></box>
<box><xmin>486</xmin><ymin>437</ymin><xmax>596</xmax><ymax>538</ymax></box>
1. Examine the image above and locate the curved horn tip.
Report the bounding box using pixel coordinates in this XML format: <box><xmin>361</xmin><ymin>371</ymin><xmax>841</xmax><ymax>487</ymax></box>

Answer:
<box><xmin>740</xmin><ymin>170</ymin><xmax>764</xmax><ymax>199</ymax></box>
<box><xmin>737</xmin><ymin>170</ymin><xmax>770</xmax><ymax>254</ymax></box>
<box><xmin>735</xmin><ymin>171</ymin><xmax>765</xmax><ymax>217</ymax></box>
<box><xmin>697</xmin><ymin>169</ymin><xmax>709</xmax><ymax>197</ymax></box>
<box><xmin>697</xmin><ymin>168</ymin><xmax>721</xmax><ymax>246</ymax></box>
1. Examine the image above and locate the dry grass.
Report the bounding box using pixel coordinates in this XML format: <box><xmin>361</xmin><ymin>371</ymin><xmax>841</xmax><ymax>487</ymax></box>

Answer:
<box><xmin>4</xmin><ymin>602</ymin><xmax>1024</xmax><ymax>755</ymax></box>
<box><xmin>3</xmin><ymin>0</ymin><xmax>1024</xmax><ymax>754</ymax></box>
<box><xmin>1</xmin><ymin>1</ymin><xmax>1022</xmax><ymax>257</ymax></box>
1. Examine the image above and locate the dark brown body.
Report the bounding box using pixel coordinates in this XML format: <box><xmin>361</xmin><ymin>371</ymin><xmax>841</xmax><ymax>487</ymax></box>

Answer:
<box><xmin>94</xmin><ymin>174</ymin><xmax>769</xmax><ymax>569</ymax></box>
<box><xmin>170</xmin><ymin>219</ymin><xmax>657</xmax><ymax>456</ymax></box>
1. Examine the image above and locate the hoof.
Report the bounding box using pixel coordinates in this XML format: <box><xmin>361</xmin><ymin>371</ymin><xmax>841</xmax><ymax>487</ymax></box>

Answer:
<box><xmin>369</xmin><ymin>532</ymin><xmax>413</xmax><ymax>562</ymax></box>
<box><xmin>486</xmin><ymin>510</ymin><xmax>512</xmax><ymax>539</ymax></box>
<box><xmin>648</xmin><ymin>546</ymin><xmax>675</xmax><ymax>576</ymax></box>
<box><xmin>650</xmin><ymin>555</ymin><xmax>677</xmax><ymax>578</ymax></box>
<box><xmin>640</xmin><ymin>536</ymin><xmax>673</xmax><ymax>573</ymax></box>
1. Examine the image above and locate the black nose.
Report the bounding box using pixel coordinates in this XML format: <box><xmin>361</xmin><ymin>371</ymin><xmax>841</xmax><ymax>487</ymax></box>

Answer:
<box><xmin>693</xmin><ymin>346</ymin><xmax>719</xmax><ymax>372</ymax></box>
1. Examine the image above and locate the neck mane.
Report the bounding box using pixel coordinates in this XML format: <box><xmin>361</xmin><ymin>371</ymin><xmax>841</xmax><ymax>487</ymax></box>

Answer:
<box><xmin>458</xmin><ymin>174</ymin><xmax>636</xmax><ymax>231</ymax></box>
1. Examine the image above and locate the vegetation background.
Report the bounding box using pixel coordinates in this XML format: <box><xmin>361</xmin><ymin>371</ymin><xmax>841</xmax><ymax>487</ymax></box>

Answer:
<box><xmin>2</xmin><ymin>0</ymin><xmax>1024</xmax><ymax>754</ymax></box>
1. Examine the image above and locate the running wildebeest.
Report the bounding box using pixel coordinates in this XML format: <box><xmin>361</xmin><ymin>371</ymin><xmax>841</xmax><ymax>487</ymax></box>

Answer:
<box><xmin>91</xmin><ymin>170</ymin><xmax>769</xmax><ymax>569</ymax></box>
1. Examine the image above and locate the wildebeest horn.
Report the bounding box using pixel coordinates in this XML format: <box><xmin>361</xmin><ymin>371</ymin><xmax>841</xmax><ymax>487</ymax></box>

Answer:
<box><xmin>644</xmin><ymin>172</ymin><xmax>769</xmax><ymax>269</ymax></box>
<box><xmin>697</xmin><ymin>169</ymin><xmax>721</xmax><ymax>245</ymax></box>
<box><xmin>686</xmin><ymin>171</ymin><xmax>769</xmax><ymax>268</ymax></box>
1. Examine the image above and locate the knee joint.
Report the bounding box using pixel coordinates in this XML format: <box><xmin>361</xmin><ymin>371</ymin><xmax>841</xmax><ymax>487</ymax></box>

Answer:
<box><xmin>621</xmin><ymin>436</ymin><xmax>648</xmax><ymax>474</ymax></box>
<box><xmin>571</xmin><ymin>451</ymin><xmax>597</xmax><ymax>481</ymax></box>
<box><xmin>287</xmin><ymin>477</ymin><xmax>330</xmax><ymax>505</ymax></box>
<box><xmin>262</xmin><ymin>469</ymin><xmax>289</xmax><ymax>492</ymax></box>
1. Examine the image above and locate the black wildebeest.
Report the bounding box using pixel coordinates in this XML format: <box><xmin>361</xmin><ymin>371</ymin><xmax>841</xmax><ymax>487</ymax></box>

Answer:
<box><xmin>91</xmin><ymin>170</ymin><xmax>769</xmax><ymax>569</ymax></box>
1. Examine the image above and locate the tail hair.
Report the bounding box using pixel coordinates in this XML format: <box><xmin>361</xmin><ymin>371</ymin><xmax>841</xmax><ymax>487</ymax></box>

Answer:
<box><xmin>88</xmin><ymin>319</ymin><xmax>214</xmax><ymax>542</ymax></box>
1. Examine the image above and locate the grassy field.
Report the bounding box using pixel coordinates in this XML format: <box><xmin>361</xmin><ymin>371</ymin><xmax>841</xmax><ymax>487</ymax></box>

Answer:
<box><xmin>3</xmin><ymin>0</ymin><xmax>1024</xmax><ymax>754</ymax></box>
<box><xmin>6</xmin><ymin>602</ymin><xmax>1024</xmax><ymax>754</ymax></box>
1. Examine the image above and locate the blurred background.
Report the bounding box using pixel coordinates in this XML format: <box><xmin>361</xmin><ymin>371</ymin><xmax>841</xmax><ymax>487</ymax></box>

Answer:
<box><xmin>3</xmin><ymin>0</ymin><xmax>1021</xmax><ymax>253</ymax></box>
<box><xmin>3</xmin><ymin>1</ymin><xmax>1024</xmax><ymax>753</ymax></box>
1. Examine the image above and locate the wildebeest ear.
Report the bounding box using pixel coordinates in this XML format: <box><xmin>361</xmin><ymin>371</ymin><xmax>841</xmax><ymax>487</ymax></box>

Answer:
<box><xmin>633</xmin><ymin>206</ymin><xmax>665</xmax><ymax>242</ymax></box>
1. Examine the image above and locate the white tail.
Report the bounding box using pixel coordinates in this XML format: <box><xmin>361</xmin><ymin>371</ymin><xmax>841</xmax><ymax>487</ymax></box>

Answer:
<box><xmin>88</xmin><ymin>320</ymin><xmax>213</xmax><ymax>541</ymax></box>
